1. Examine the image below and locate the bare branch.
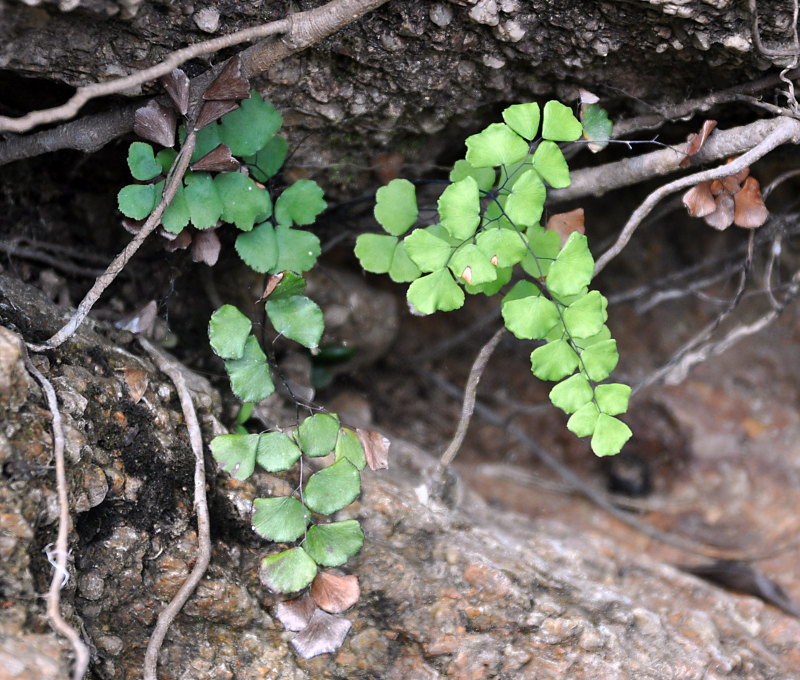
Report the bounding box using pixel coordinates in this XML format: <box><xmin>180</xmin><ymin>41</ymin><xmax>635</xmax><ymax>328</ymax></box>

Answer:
<box><xmin>0</xmin><ymin>23</ymin><xmax>292</xmax><ymax>133</ymax></box>
<box><xmin>25</xmin><ymin>132</ymin><xmax>196</xmax><ymax>352</ymax></box>
<box><xmin>643</xmin><ymin>268</ymin><xmax>800</xmax><ymax>389</ymax></box>
<box><xmin>21</xmin><ymin>345</ymin><xmax>89</xmax><ymax>680</ymax></box>
<box><xmin>592</xmin><ymin>117</ymin><xmax>800</xmax><ymax>276</ymax></box>
<box><xmin>611</xmin><ymin>68</ymin><xmax>800</xmax><ymax>138</ymax></box>
<box><xmin>552</xmin><ymin>117</ymin><xmax>800</xmax><ymax>206</ymax></box>
<box><xmin>138</xmin><ymin>338</ymin><xmax>211</xmax><ymax>680</ymax></box>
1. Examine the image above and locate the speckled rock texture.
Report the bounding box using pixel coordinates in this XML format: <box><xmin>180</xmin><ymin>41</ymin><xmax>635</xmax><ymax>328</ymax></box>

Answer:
<box><xmin>1</xmin><ymin>0</ymin><xmax>797</xmax><ymax>191</ymax></box>
<box><xmin>2</xmin><ymin>273</ymin><xmax>799</xmax><ymax>679</ymax></box>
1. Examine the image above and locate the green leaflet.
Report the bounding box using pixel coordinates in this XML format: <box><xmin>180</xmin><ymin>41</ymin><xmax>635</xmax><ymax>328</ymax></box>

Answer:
<box><xmin>218</xmin><ymin>91</ymin><xmax>282</xmax><ymax>157</ymax></box>
<box><xmin>259</xmin><ymin>547</ymin><xmax>317</xmax><ymax>593</ymax></box>
<box><xmin>209</xmin><ymin>305</ymin><xmax>252</xmax><ymax>359</ymax></box>
<box><xmin>502</xmin><ymin>102</ymin><xmax>541</xmax><ymax>140</ymax></box>
<box><xmin>450</xmin><ymin>159</ymin><xmax>496</xmax><ymax>192</ymax></box>
<box><xmin>546</xmin><ymin>233</ymin><xmax>595</xmax><ymax>297</ymax></box>
<box><xmin>266</xmin><ymin>295</ymin><xmax>324</xmax><ymax>349</ymax></box>
<box><xmin>252</xmin><ymin>497</ymin><xmax>309</xmax><ymax>542</ymax></box>
<box><xmin>223</xmin><ymin>335</ymin><xmax>274</xmax><ymax>402</ymax></box>
<box><xmin>407</xmin><ymin>269</ymin><xmax>465</xmax><ymax>315</ymax></box>
<box><xmin>184</xmin><ymin>173</ymin><xmax>223</xmax><ymax>229</ymax></box>
<box><xmin>214</xmin><ymin>172</ymin><xmax>270</xmax><ymax>231</ymax></box>
<box><xmin>335</xmin><ymin>428</ymin><xmax>367</xmax><ymax>470</ymax></box>
<box><xmin>235</xmin><ymin>222</ymin><xmax>278</xmax><ymax>273</ymax></box>
<box><xmin>127</xmin><ymin>142</ymin><xmax>162</xmax><ymax>181</ymax></box>
<box><xmin>449</xmin><ymin>244</ymin><xmax>497</xmax><ymax>286</ymax></box>
<box><xmin>438</xmin><ymin>176</ymin><xmax>480</xmax><ymax>240</ymax></box>
<box><xmin>304</xmin><ymin>459</ymin><xmax>361</xmax><ymax>514</ymax></box>
<box><xmin>562</xmin><ymin>290</ymin><xmax>608</xmax><ymax>338</ymax></box>
<box><xmin>504</xmin><ymin>169</ymin><xmax>546</xmax><ymax>227</ymax></box>
<box><xmin>465</xmin><ymin>123</ymin><xmax>529</xmax><ymax>168</ymax></box>
<box><xmin>501</xmin><ymin>281</ymin><xmax>560</xmax><ymax>340</ymax></box>
<box><xmin>542</xmin><ymin>100</ymin><xmax>583</xmax><ymax>142</ymax></box>
<box><xmin>594</xmin><ymin>383</ymin><xmax>631</xmax><ymax>416</ymax></box>
<box><xmin>305</xmin><ymin>520</ymin><xmax>364</xmax><ymax>567</ymax></box>
<box><xmin>549</xmin><ymin>374</ymin><xmax>593</xmax><ymax>414</ymax></box>
<box><xmin>530</xmin><ymin>339</ymin><xmax>580</xmax><ymax>381</ymax></box>
<box><xmin>532</xmin><ymin>141</ymin><xmax>571</xmax><ymax>188</ymax></box>
<box><xmin>211</xmin><ymin>433</ymin><xmax>259</xmax><ymax>480</ymax></box>
<box><xmin>118</xmin><ymin>183</ymin><xmax>158</xmax><ymax>220</ymax></box>
<box><xmin>256</xmin><ymin>432</ymin><xmax>303</xmax><ymax>472</ymax></box>
<box><xmin>274</xmin><ymin>179</ymin><xmax>327</xmax><ymax>227</ymax></box>
<box><xmin>403</xmin><ymin>226</ymin><xmax>455</xmax><ymax>272</ymax></box>
<box><xmin>298</xmin><ymin>413</ymin><xmax>341</xmax><ymax>457</ymax></box>
<box><xmin>591</xmin><ymin>414</ymin><xmax>633</xmax><ymax>456</ymax></box>
<box><xmin>375</xmin><ymin>179</ymin><xmax>418</xmax><ymax>235</ymax></box>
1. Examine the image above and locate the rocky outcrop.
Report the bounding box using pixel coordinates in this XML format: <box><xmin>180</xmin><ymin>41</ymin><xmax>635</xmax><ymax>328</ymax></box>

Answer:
<box><xmin>2</xmin><ymin>274</ymin><xmax>799</xmax><ymax>679</ymax></box>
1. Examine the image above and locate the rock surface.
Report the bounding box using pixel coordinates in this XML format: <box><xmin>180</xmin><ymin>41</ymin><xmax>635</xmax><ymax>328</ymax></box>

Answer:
<box><xmin>2</xmin><ymin>274</ymin><xmax>800</xmax><ymax>678</ymax></box>
<box><xmin>2</xmin><ymin>0</ymin><xmax>796</xmax><ymax>189</ymax></box>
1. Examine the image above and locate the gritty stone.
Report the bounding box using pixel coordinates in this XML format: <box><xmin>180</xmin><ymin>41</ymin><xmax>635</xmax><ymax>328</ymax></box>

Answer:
<box><xmin>469</xmin><ymin>0</ymin><xmax>499</xmax><ymax>26</ymax></box>
<box><xmin>482</xmin><ymin>53</ymin><xmax>506</xmax><ymax>69</ymax></box>
<box><xmin>193</xmin><ymin>7</ymin><xmax>220</xmax><ymax>33</ymax></box>
<box><xmin>496</xmin><ymin>19</ymin><xmax>526</xmax><ymax>42</ymax></box>
<box><xmin>429</xmin><ymin>3</ymin><xmax>453</xmax><ymax>27</ymax></box>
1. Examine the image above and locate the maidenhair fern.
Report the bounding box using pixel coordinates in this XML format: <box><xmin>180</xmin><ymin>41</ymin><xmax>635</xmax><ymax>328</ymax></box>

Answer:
<box><xmin>355</xmin><ymin>100</ymin><xmax>631</xmax><ymax>457</ymax></box>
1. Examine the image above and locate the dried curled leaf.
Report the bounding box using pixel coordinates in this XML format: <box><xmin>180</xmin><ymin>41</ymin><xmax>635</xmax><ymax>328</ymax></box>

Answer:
<box><xmin>195</xmin><ymin>100</ymin><xmax>239</xmax><ymax>131</ymax></box>
<box><xmin>191</xmin><ymin>229</ymin><xmax>221</xmax><ymax>265</ymax></box>
<box><xmin>682</xmin><ymin>182</ymin><xmax>716</xmax><ymax>218</ymax></box>
<box><xmin>704</xmin><ymin>193</ymin><xmax>735</xmax><ymax>231</ymax></box>
<box><xmin>680</xmin><ymin>120</ymin><xmax>716</xmax><ymax>168</ymax></box>
<box><xmin>356</xmin><ymin>428</ymin><xmax>390</xmax><ymax>470</ymax></box>
<box><xmin>160</xmin><ymin>68</ymin><xmax>190</xmax><ymax>115</ymax></box>
<box><xmin>290</xmin><ymin>609</ymin><xmax>352</xmax><ymax>659</ymax></box>
<box><xmin>733</xmin><ymin>176</ymin><xmax>769</xmax><ymax>229</ymax></box>
<box><xmin>546</xmin><ymin>208</ymin><xmax>585</xmax><ymax>247</ymax></box>
<box><xmin>276</xmin><ymin>591</ymin><xmax>316</xmax><ymax>632</ymax></box>
<box><xmin>204</xmin><ymin>56</ymin><xmax>250</xmax><ymax>101</ymax></box>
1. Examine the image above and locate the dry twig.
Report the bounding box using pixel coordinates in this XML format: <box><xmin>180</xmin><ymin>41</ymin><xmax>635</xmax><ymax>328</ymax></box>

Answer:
<box><xmin>592</xmin><ymin>117</ymin><xmax>800</xmax><ymax>275</ymax></box>
<box><xmin>439</xmin><ymin>327</ymin><xmax>506</xmax><ymax>468</ymax></box>
<box><xmin>21</xmin><ymin>345</ymin><xmax>90</xmax><ymax>680</ymax></box>
<box><xmin>552</xmin><ymin>117</ymin><xmax>800</xmax><ymax>206</ymax></box>
<box><xmin>138</xmin><ymin>338</ymin><xmax>211</xmax><ymax>680</ymax></box>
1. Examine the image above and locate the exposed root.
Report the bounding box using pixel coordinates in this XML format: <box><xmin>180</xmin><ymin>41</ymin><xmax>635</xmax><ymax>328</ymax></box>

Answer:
<box><xmin>138</xmin><ymin>338</ymin><xmax>211</xmax><ymax>680</ymax></box>
<box><xmin>21</xmin><ymin>345</ymin><xmax>90</xmax><ymax>680</ymax></box>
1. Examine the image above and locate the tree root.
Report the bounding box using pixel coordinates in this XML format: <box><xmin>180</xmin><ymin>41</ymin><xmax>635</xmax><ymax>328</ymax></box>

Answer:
<box><xmin>20</xmin><ymin>345</ymin><xmax>90</xmax><ymax>680</ymax></box>
<box><xmin>138</xmin><ymin>338</ymin><xmax>212</xmax><ymax>680</ymax></box>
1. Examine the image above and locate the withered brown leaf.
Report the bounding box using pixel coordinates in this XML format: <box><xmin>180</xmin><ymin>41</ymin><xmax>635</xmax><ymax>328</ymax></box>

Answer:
<box><xmin>190</xmin><ymin>144</ymin><xmax>240</xmax><ymax>173</ymax></box>
<box><xmin>733</xmin><ymin>176</ymin><xmax>769</xmax><ymax>229</ymax></box>
<box><xmin>311</xmin><ymin>572</ymin><xmax>360</xmax><ymax>614</ymax></box>
<box><xmin>290</xmin><ymin>609</ymin><xmax>352</xmax><ymax>659</ymax></box>
<box><xmin>203</xmin><ymin>56</ymin><xmax>250</xmax><ymax>101</ymax></box>
<box><xmin>356</xmin><ymin>428</ymin><xmax>390</xmax><ymax>470</ymax></box>
<box><xmin>160</xmin><ymin>68</ymin><xmax>190</xmax><ymax>115</ymax></box>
